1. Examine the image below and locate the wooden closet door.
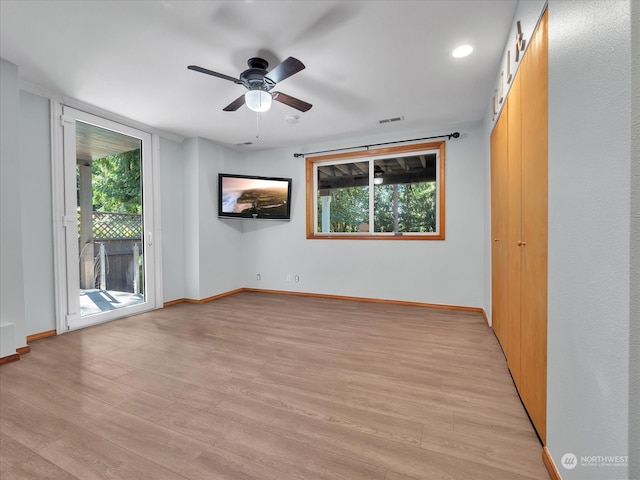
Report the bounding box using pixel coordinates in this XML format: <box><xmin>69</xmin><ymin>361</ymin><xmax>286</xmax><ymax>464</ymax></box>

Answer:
<box><xmin>490</xmin><ymin>103</ymin><xmax>509</xmax><ymax>351</ymax></box>
<box><xmin>507</xmin><ymin>71</ymin><xmax>523</xmax><ymax>385</ymax></box>
<box><xmin>519</xmin><ymin>8</ymin><xmax>548</xmax><ymax>443</ymax></box>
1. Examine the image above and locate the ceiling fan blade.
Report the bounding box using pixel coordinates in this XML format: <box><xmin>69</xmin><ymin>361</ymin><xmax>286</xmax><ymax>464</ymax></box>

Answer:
<box><xmin>272</xmin><ymin>92</ymin><xmax>312</xmax><ymax>112</ymax></box>
<box><xmin>223</xmin><ymin>95</ymin><xmax>246</xmax><ymax>111</ymax></box>
<box><xmin>265</xmin><ymin>57</ymin><xmax>305</xmax><ymax>85</ymax></box>
<box><xmin>187</xmin><ymin>65</ymin><xmax>242</xmax><ymax>84</ymax></box>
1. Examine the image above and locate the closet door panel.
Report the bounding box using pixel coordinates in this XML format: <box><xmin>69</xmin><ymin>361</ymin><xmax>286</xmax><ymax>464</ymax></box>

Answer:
<box><xmin>490</xmin><ymin>105</ymin><xmax>509</xmax><ymax>352</ymax></box>
<box><xmin>507</xmin><ymin>72</ymin><xmax>523</xmax><ymax>385</ymax></box>
<box><xmin>519</xmin><ymin>8</ymin><xmax>548</xmax><ymax>444</ymax></box>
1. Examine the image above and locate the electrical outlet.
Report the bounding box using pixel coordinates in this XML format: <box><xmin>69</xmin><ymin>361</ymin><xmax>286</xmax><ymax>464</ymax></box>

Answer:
<box><xmin>286</xmin><ymin>274</ymin><xmax>292</xmax><ymax>282</ymax></box>
<box><xmin>294</xmin><ymin>275</ymin><xmax>300</xmax><ymax>282</ymax></box>
<box><xmin>257</xmin><ymin>273</ymin><xmax>261</xmax><ymax>281</ymax></box>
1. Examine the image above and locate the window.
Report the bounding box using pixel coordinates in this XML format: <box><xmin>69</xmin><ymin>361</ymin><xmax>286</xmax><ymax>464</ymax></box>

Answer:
<box><xmin>306</xmin><ymin>141</ymin><xmax>445</xmax><ymax>239</ymax></box>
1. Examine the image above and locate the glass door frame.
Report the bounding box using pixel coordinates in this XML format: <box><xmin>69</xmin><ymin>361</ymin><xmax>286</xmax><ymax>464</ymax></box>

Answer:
<box><xmin>53</xmin><ymin>104</ymin><xmax>163</xmax><ymax>333</ymax></box>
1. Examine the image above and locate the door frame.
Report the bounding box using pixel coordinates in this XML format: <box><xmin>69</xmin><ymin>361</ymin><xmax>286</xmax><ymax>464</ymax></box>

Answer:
<box><xmin>51</xmin><ymin>101</ymin><xmax>163</xmax><ymax>334</ymax></box>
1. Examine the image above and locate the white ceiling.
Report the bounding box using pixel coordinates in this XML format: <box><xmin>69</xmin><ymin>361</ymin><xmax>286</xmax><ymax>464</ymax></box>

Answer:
<box><xmin>0</xmin><ymin>0</ymin><xmax>517</xmax><ymax>151</ymax></box>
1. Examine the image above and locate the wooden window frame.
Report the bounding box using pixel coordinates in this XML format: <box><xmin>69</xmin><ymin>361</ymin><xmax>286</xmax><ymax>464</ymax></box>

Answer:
<box><xmin>305</xmin><ymin>141</ymin><xmax>445</xmax><ymax>240</ymax></box>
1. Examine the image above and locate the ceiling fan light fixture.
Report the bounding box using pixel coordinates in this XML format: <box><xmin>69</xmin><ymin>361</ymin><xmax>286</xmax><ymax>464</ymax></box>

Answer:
<box><xmin>188</xmin><ymin>56</ymin><xmax>311</xmax><ymax>113</ymax></box>
<box><xmin>245</xmin><ymin>90</ymin><xmax>272</xmax><ymax>112</ymax></box>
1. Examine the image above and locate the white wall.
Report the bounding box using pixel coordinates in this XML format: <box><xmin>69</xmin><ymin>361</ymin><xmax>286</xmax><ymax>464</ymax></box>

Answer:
<box><xmin>547</xmin><ymin>1</ymin><xmax>632</xmax><ymax>479</ymax></box>
<box><xmin>0</xmin><ymin>58</ymin><xmax>27</xmax><ymax>350</ymax></box>
<box><xmin>240</xmin><ymin>123</ymin><xmax>486</xmax><ymax>309</ymax></box>
<box><xmin>629</xmin><ymin>1</ymin><xmax>640</xmax><ymax>476</ymax></box>
<box><xmin>19</xmin><ymin>91</ymin><xmax>55</xmax><ymax>336</ymax></box>
<box><xmin>195</xmin><ymin>138</ymin><xmax>244</xmax><ymax>297</ymax></box>
<box><xmin>159</xmin><ymin>136</ymin><xmax>185</xmax><ymax>302</ymax></box>
<box><xmin>182</xmin><ymin>137</ymin><xmax>200</xmax><ymax>300</ymax></box>
<box><xmin>181</xmin><ymin>137</ymin><xmax>244</xmax><ymax>301</ymax></box>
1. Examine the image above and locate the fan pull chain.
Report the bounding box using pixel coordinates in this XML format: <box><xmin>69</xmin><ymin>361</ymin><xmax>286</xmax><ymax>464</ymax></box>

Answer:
<box><xmin>255</xmin><ymin>112</ymin><xmax>260</xmax><ymax>138</ymax></box>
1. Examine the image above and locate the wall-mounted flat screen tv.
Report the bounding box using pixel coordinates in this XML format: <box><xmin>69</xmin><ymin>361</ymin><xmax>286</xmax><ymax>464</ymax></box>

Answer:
<box><xmin>218</xmin><ymin>173</ymin><xmax>292</xmax><ymax>220</ymax></box>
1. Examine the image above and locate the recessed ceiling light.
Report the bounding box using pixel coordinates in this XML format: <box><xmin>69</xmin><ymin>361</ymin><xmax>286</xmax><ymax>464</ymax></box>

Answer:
<box><xmin>452</xmin><ymin>45</ymin><xmax>473</xmax><ymax>58</ymax></box>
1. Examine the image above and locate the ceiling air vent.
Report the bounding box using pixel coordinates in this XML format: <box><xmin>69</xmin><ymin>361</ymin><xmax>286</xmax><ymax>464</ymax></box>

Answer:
<box><xmin>378</xmin><ymin>116</ymin><xmax>405</xmax><ymax>125</ymax></box>
<box><xmin>234</xmin><ymin>142</ymin><xmax>254</xmax><ymax>146</ymax></box>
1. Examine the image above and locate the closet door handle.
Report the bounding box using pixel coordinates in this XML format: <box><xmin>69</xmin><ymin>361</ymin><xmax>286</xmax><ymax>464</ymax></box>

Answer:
<box><xmin>517</xmin><ymin>240</ymin><xmax>526</xmax><ymax>246</ymax></box>
<box><xmin>494</xmin><ymin>238</ymin><xmax>500</xmax><ymax>242</ymax></box>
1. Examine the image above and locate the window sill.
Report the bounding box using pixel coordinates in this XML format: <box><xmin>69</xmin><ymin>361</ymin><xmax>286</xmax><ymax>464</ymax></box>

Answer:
<box><xmin>307</xmin><ymin>233</ymin><xmax>445</xmax><ymax>240</ymax></box>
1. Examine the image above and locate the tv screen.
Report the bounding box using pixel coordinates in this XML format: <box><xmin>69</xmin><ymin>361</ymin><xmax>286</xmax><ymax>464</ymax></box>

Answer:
<box><xmin>218</xmin><ymin>173</ymin><xmax>292</xmax><ymax>220</ymax></box>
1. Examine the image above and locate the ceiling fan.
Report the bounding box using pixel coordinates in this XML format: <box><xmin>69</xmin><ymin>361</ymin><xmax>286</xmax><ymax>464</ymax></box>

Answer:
<box><xmin>187</xmin><ymin>57</ymin><xmax>312</xmax><ymax>113</ymax></box>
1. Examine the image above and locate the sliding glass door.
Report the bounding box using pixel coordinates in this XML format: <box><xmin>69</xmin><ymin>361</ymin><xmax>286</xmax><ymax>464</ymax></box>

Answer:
<box><xmin>59</xmin><ymin>107</ymin><xmax>158</xmax><ymax>331</ymax></box>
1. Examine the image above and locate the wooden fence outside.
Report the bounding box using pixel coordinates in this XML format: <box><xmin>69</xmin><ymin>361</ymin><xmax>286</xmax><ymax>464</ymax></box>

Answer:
<box><xmin>79</xmin><ymin>212</ymin><xmax>143</xmax><ymax>293</ymax></box>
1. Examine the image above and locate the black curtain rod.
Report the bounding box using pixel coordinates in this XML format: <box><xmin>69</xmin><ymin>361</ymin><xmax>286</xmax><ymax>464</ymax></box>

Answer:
<box><xmin>293</xmin><ymin>132</ymin><xmax>460</xmax><ymax>158</ymax></box>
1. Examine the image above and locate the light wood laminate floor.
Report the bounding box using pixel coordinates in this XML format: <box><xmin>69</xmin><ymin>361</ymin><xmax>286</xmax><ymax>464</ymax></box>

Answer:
<box><xmin>0</xmin><ymin>292</ymin><xmax>549</xmax><ymax>480</ymax></box>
